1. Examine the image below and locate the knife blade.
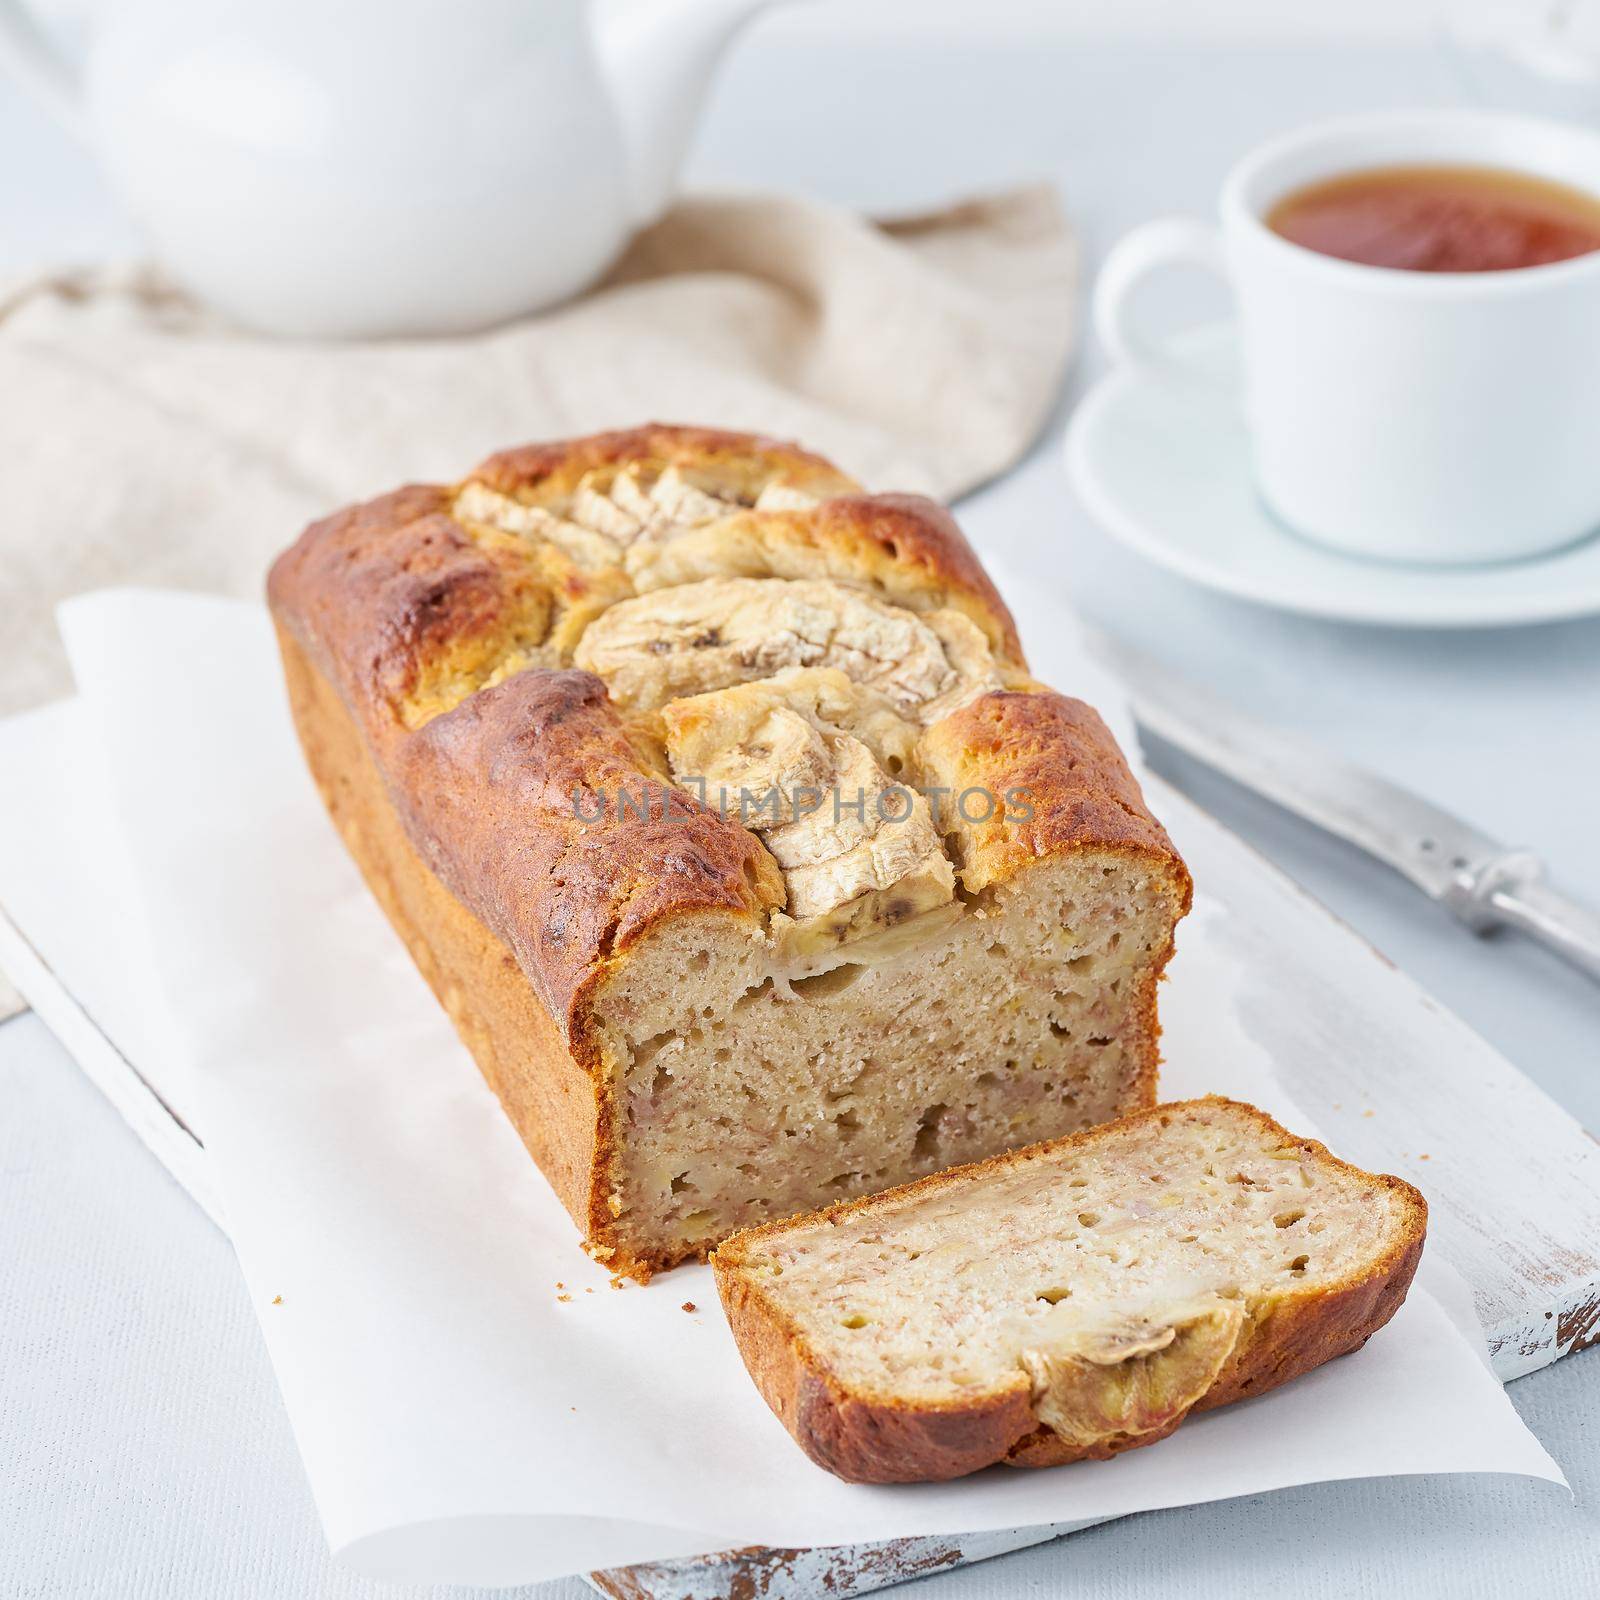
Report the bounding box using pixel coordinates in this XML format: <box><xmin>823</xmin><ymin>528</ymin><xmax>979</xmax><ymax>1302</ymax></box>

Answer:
<box><xmin>1087</xmin><ymin>627</ymin><xmax>1600</xmax><ymax>985</ymax></box>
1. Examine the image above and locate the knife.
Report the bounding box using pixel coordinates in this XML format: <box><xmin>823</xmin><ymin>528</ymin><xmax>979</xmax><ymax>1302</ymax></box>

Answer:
<box><xmin>1087</xmin><ymin>628</ymin><xmax>1600</xmax><ymax>985</ymax></box>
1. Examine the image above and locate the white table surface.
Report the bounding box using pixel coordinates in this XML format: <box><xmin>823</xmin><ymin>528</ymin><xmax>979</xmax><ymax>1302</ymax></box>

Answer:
<box><xmin>4</xmin><ymin>27</ymin><xmax>1599</xmax><ymax>1600</ymax></box>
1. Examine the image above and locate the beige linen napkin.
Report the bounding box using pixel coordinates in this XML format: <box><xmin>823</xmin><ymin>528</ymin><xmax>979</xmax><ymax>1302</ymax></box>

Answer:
<box><xmin>0</xmin><ymin>186</ymin><xmax>1076</xmax><ymax>716</ymax></box>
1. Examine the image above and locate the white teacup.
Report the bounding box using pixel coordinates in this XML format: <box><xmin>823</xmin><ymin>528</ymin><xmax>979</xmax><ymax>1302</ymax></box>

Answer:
<box><xmin>1095</xmin><ymin>110</ymin><xmax>1600</xmax><ymax>566</ymax></box>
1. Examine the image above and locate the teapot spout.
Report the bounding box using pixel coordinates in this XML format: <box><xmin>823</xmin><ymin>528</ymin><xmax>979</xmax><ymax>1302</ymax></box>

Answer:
<box><xmin>596</xmin><ymin>0</ymin><xmax>791</xmax><ymax>226</ymax></box>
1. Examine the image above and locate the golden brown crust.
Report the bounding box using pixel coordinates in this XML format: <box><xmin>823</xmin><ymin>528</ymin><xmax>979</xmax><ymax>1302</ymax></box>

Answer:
<box><xmin>266</xmin><ymin>483</ymin><xmax>603</xmax><ymax>740</ymax></box>
<box><xmin>276</xmin><ymin>624</ymin><xmax>610</xmax><ymax>1243</ymax></box>
<box><xmin>391</xmin><ymin>665</ymin><xmax>783</xmax><ymax>1040</ymax></box>
<box><xmin>471</xmin><ymin>422</ymin><xmax>860</xmax><ymax>505</ymax></box>
<box><xmin>267</xmin><ymin>484</ymin><xmax>455</xmax><ymax>726</ymax></box>
<box><xmin>921</xmin><ymin>690</ymin><xmax>1193</xmax><ymax>902</ymax></box>
<box><xmin>712</xmin><ymin>1098</ymin><xmax>1427</xmax><ymax>1484</ymax></box>
<box><xmin>812</xmin><ymin>495</ymin><xmax>1024</xmax><ymax>665</ymax></box>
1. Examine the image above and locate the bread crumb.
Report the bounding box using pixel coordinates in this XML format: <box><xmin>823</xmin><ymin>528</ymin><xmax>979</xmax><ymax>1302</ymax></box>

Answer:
<box><xmin>1418</xmin><ymin>1152</ymin><xmax>1430</xmax><ymax>1161</ymax></box>
<box><xmin>271</xmin><ymin>1295</ymin><xmax>282</xmax><ymax>1306</ymax></box>
<box><xmin>555</xmin><ymin>1282</ymin><xmax>565</xmax><ymax>1290</ymax></box>
<box><xmin>585</xmin><ymin>1287</ymin><xmax>594</xmax><ymax>1294</ymax></box>
<box><xmin>1362</xmin><ymin>1109</ymin><xmax>1375</xmax><ymax>1118</ymax></box>
<box><xmin>681</xmin><ymin>1301</ymin><xmax>697</xmax><ymax>1313</ymax></box>
<box><xmin>556</xmin><ymin>1293</ymin><xmax>572</xmax><ymax>1303</ymax></box>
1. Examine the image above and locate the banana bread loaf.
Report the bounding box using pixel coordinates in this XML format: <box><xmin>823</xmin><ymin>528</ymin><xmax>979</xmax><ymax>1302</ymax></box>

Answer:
<box><xmin>267</xmin><ymin>425</ymin><xmax>1192</xmax><ymax>1279</ymax></box>
<box><xmin>713</xmin><ymin>1097</ymin><xmax>1427</xmax><ymax>1482</ymax></box>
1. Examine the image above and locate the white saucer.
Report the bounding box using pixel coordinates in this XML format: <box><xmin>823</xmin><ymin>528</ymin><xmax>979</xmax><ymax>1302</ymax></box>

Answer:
<box><xmin>1064</xmin><ymin>323</ymin><xmax>1600</xmax><ymax>628</ymax></box>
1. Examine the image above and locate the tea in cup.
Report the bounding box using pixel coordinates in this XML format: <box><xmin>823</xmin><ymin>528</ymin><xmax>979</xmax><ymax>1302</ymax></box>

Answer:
<box><xmin>1095</xmin><ymin>111</ymin><xmax>1600</xmax><ymax>565</ymax></box>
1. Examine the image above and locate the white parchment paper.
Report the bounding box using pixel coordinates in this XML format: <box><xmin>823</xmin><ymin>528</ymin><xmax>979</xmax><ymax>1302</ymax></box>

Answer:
<box><xmin>28</xmin><ymin>586</ymin><xmax>1560</xmax><ymax>1587</ymax></box>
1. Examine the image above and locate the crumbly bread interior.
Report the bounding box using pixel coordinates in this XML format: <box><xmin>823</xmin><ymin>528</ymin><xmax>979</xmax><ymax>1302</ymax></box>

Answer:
<box><xmin>723</xmin><ymin>1100</ymin><xmax>1415</xmax><ymax>1405</ymax></box>
<box><xmin>590</xmin><ymin>855</ymin><xmax>1176</xmax><ymax>1267</ymax></box>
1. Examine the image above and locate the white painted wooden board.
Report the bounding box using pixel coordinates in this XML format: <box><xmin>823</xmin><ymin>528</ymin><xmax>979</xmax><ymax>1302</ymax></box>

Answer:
<box><xmin>3</xmin><ymin>747</ymin><xmax>1596</xmax><ymax>1600</ymax></box>
<box><xmin>1152</xmin><ymin>774</ymin><xmax>1600</xmax><ymax>1380</ymax></box>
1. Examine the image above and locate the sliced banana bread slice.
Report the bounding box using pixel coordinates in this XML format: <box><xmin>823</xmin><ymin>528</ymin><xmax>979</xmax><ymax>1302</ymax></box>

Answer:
<box><xmin>713</xmin><ymin>1097</ymin><xmax>1426</xmax><ymax>1483</ymax></box>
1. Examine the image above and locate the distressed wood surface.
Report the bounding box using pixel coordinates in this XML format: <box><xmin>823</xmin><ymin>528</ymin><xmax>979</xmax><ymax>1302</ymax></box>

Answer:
<box><xmin>0</xmin><ymin>903</ymin><xmax>224</xmax><ymax>1230</ymax></box>
<box><xmin>585</xmin><ymin>1527</ymin><xmax>1097</xmax><ymax>1600</ymax></box>
<box><xmin>1158</xmin><ymin>776</ymin><xmax>1600</xmax><ymax>1378</ymax></box>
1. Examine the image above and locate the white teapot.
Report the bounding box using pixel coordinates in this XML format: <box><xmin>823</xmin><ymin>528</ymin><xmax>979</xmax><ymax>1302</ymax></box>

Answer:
<box><xmin>0</xmin><ymin>0</ymin><xmax>786</xmax><ymax>336</ymax></box>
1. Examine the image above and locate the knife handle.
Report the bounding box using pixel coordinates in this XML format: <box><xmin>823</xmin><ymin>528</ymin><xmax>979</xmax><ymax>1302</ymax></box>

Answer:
<box><xmin>1487</xmin><ymin>876</ymin><xmax>1600</xmax><ymax>985</ymax></box>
